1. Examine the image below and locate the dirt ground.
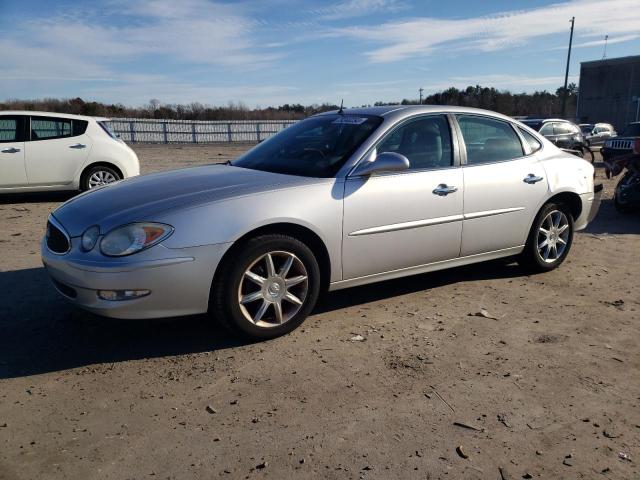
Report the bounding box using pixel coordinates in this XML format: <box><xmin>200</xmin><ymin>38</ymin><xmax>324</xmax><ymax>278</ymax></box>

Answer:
<box><xmin>0</xmin><ymin>144</ymin><xmax>639</xmax><ymax>480</ymax></box>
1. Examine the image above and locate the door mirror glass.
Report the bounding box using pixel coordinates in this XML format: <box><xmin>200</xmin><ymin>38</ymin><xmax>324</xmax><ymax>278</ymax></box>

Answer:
<box><xmin>351</xmin><ymin>151</ymin><xmax>410</xmax><ymax>177</ymax></box>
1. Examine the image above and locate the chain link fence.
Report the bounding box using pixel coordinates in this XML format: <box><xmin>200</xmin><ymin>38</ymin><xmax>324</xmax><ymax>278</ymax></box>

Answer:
<box><xmin>107</xmin><ymin>118</ymin><xmax>297</xmax><ymax>143</ymax></box>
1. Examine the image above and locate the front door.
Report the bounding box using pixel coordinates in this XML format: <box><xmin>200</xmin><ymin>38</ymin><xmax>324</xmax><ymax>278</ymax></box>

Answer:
<box><xmin>455</xmin><ymin>114</ymin><xmax>548</xmax><ymax>256</ymax></box>
<box><xmin>342</xmin><ymin>115</ymin><xmax>463</xmax><ymax>280</ymax></box>
<box><xmin>0</xmin><ymin>115</ymin><xmax>27</xmax><ymax>188</ymax></box>
<box><xmin>25</xmin><ymin>116</ymin><xmax>92</xmax><ymax>186</ymax></box>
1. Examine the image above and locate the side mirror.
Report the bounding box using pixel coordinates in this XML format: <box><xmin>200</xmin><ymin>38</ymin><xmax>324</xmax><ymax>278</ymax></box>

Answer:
<box><xmin>351</xmin><ymin>151</ymin><xmax>410</xmax><ymax>177</ymax></box>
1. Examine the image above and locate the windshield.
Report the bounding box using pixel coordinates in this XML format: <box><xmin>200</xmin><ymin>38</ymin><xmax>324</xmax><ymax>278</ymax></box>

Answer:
<box><xmin>621</xmin><ymin>123</ymin><xmax>640</xmax><ymax>137</ymax></box>
<box><xmin>232</xmin><ymin>114</ymin><xmax>383</xmax><ymax>177</ymax></box>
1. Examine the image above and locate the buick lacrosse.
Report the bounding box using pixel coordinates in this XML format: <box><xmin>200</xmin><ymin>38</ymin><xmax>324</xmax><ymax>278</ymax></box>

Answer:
<box><xmin>42</xmin><ymin>106</ymin><xmax>601</xmax><ymax>339</ymax></box>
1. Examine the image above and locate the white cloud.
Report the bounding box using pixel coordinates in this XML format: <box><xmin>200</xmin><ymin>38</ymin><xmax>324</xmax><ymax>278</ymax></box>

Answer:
<box><xmin>310</xmin><ymin>0</ymin><xmax>407</xmax><ymax>20</ymax></box>
<box><xmin>570</xmin><ymin>33</ymin><xmax>640</xmax><ymax>49</ymax></box>
<box><xmin>334</xmin><ymin>0</ymin><xmax>640</xmax><ymax>62</ymax></box>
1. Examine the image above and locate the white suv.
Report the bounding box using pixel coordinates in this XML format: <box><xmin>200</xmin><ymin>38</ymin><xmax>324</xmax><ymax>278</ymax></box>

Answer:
<box><xmin>0</xmin><ymin>111</ymin><xmax>139</xmax><ymax>193</ymax></box>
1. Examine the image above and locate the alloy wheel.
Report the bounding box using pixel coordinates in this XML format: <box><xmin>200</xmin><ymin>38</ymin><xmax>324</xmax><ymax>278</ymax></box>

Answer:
<box><xmin>88</xmin><ymin>170</ymin><xmax>118</xmax><ymax>189</ymax></box>
<box><xmin>237</xmin><ymin>251</ymin><xmax>309</xmax><ymax>328</ymax></box>
<box><xmin>537</xmin><ymin>210</ymin><xmax>570</xmax><ymax>263</ymax></box>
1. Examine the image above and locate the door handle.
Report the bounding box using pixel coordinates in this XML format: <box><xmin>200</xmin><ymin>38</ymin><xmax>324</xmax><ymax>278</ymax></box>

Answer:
<box><xmin>69</xmin><ymin>143</ymin><xmax>86</xmax><ymax>149</ymax></box>
<box><xmin>1</xmin><ymin>147</ymin><xmax>20</xmax><ymax>153</ymax></box>
<box><xmin>523</xmin><ymin>174</ymin><xmax>544</xmax><ymax>184</ymax></box>
<box><xmin>432</xmin><ymin>184</ymin><xmax>458</xmax><ymax>196</ymax></box>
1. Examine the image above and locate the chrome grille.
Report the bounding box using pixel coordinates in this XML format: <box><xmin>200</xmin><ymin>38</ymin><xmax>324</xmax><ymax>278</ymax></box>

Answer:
<box><xmin>607</xmin><ymin>139</ymin><xmax>633</xmax><ymax>150</ymax></box>
<box><xmin>46</xmin><ymin>218</ymin><xmax>70</xmax><ymax>254</ymax></box>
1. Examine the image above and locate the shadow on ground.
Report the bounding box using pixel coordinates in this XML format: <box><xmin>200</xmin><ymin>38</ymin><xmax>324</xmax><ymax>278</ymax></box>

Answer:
<box><xmin>1</xmin><ymin>260</ymin><xmax>526</xmax><ymax>379</ymax></box>
<box><xmin>583</xmin><ymin>198</ymin><xmax>640</xmax><ymax>235</ymax></box>
<box><xmin>0</xmin><ymin>191</ymin><xmax>77</xmax><ymax>205</ymax></box>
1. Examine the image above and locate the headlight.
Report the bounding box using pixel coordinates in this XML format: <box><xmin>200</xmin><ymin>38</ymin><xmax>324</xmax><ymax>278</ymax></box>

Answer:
<box><xmin>100</xmin><ymin>223</ymin><xmax>173</xmax><ymax>257</ymax></box>
<box><xmin>81</xmin><ymin>225</ymin><xmax>100</xmax><ymax>252</ymax></box>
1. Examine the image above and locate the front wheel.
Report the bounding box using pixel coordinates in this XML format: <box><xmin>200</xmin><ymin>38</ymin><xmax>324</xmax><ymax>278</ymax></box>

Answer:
<box><xmin>210</xmin><ymin>234</ymin><xmax>321</xmax><ymax>339</ymax></box>
<box><xmin>518</xmin><ymin>203</ymin><xmax>574</xmax><ymax>272</ymax></box>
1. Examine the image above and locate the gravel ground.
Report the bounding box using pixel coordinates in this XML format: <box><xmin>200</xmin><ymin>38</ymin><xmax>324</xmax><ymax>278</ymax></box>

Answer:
<box><xmin>0</xmin><ymin>144</ymin><xmax>639</xmax><ymax>480</ymax></box>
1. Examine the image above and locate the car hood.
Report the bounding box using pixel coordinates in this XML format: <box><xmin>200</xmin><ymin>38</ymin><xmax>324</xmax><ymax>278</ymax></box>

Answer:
<box><xmin>53</xmin><ymin>165</ymin><xmax>320</xmax><ymax>236</ymax></box>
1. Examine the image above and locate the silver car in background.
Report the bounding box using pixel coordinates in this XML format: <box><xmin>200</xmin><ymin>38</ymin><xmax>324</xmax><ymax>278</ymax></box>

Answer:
<box><xmin>42</xmin><ymin>106</ymin><xmax>601</xmax><ymax>339</ymax></box>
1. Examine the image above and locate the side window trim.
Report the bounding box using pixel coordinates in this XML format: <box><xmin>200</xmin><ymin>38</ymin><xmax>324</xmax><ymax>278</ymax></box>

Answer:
<box><xmin>350</xmin><ymin>113</ymin><xmax>460</xmax><ymax>177</ymax></box>
<box><xmin>452</xmin><ymin>113</ymin><xmax>531</xmax><ymax>166</ymax></box>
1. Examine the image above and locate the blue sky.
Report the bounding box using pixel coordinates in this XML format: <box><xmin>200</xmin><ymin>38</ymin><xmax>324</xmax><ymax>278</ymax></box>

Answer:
<box><xmin>1</xmin><ymin>0</ymin><xmax>639</xmax><ymax>107</ymax></box>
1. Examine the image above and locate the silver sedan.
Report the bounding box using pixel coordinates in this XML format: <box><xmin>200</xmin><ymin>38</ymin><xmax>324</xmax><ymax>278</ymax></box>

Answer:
<box><xmin>42</xmin><ymin>106</ymin><xmax>602</xmax><ymax>339</ymax></box>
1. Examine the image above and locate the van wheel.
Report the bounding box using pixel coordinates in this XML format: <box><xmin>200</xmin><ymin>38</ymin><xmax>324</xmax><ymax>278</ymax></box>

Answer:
<box><xmin>518</xmin><ymin>202</ymin><xmax>574</xmax><ymax>272</ymax></box>
<box><xmin>81</xmin><ymin>165</ymin><xmax>121</xmax><ymax>191</ymax></box>
<box><xmin>210</xmin><ymin>234</ymin><xmax>321</xmax><ymax>340</ymax></box>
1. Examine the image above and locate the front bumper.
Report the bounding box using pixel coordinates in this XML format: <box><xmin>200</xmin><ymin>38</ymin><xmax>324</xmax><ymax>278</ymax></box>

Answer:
<box><xmin>574</xmin><ymin>183</ymin><xmax>603</xmax><ymax>231</ymax></box>
<box><xmin>42</xmin><ymin>239</ymin><xmax>230</xmax><ymax>319</ymax></box>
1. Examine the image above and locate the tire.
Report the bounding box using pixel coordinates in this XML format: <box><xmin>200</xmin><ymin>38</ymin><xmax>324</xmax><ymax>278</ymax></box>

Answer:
<box><xmin>614</xmin><ymin>193</ymin><xmax>636</xmax><ymax>213</ymax></box>
<box><xmin>518</xmin><ymin>202</ymin><xmax>574</xmax><ymax>273</ymax></box>
<box><xmin>210</xmin><ymin>234</ymin><xmax>321</xmax><ymax>339</ymax></box>
<box><xmin>80</xmin><ymin>165</ymin><xmax>121</xmax><ymax>191</ymax></box>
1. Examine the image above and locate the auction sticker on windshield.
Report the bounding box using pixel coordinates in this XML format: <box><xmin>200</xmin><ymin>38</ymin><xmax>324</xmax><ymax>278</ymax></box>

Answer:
<box><xmin>332</xmin><ymin>116</ymin><xmax>368</xmax><ymax>125</ymax></box>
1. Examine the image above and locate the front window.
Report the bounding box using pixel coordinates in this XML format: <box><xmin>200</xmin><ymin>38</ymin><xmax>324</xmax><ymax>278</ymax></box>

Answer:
<box><xmin>376</xmin><ymin>115</ymin><xmax>453</xmax><ymax>170</ymax></box>
<box><xmin>232</xmin><ymin>114</ymin><xmax>382</xmax><ymax>177</ymax></box>
<box><xmin>622</xmin><ymin>123</ymin><xmax>640</xmax><ymax>137</ymax></box>
<box><xmin>0</xmin><ymin>116</ymin><xmax>21</xmax><ymax>143</ymax></box>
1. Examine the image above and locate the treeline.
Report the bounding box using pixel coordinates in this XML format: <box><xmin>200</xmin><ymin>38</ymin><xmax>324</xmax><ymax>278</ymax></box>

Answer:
<box><xmin>379</xmin><ymin>84</ymin><xmax>578</xmax><ymax>119</ymax></box>
<box><xmin>1</xmin><ymin>83</ymin><xmax>578</xmax><ymax>120</ymax></box>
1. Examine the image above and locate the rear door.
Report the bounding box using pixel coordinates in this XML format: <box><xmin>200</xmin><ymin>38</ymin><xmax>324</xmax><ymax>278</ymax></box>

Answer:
<box><xmin>25</xmin><ymin>116</ymin><xmax>92</xmax><ymax>186</ymax></box>
<box><xmin>0</xmin><ymin>115</ymin><xmax>27</xmax><ymax>188</ymax></box>
<box><xmin>456</xmin><ymin>115</ymin><xmax>548</xmax><ymax>256</ymax></box>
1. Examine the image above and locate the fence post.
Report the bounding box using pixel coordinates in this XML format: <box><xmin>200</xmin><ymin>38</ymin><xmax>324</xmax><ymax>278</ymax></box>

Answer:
<box><xmin>162</xmin><ymin>122</ymin><xmax>168</xmax><ymax>144</ymax></box>
<box><xmin>129</xmin><ymin>121</ymin><xmax>135</xmax><ymax>143</ymax></box>
<box><xmin>227</xmin><ymin>123</ymin><xmax>232</xmax><ymax>142</ymax></box>
<box><xmin>191</xmin><ymin>122</ymin><xmax>197</xmax><ymax>144</ymax></box>
<box><xmin>256</xmin><ymin>123</ymin><xmax>261</xmax><ymax>142</ymax></box>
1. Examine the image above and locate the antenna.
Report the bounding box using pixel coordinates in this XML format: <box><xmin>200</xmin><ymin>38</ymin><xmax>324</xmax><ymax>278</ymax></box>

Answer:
<box><xmin>338</xmin><ymin>99</ymin><xmax>344</xmax><ymax>114</ymax></box>
<box><xmin>602</xmin><ymin>34</ymin><xmax>608</xmax><ymax>59</ymax></box>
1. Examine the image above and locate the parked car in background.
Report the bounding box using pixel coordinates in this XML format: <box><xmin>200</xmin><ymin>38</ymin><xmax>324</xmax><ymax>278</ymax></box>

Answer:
<box><xmin>0</xmin><ymin>111</ymin><xmax>139</xmax><ymax>193</ymax></box>
<box><xmin>602</xmin><ymin>122</ymin><xmax>640</xmax><ymax>162</ymax></box>
<box><xmin>521</xmin><ymin>118</ymin><xmax>593</xmax><ymax>162</ymax></box>
<box><xmin>579</xmin><ymin>123</ymin><xmax>617</xmax><ymax>148</ymax></box>
<box><xmin>42</xmin><ymin>106</ymin><xmax>601</xmax><ymax>340</ymax></box>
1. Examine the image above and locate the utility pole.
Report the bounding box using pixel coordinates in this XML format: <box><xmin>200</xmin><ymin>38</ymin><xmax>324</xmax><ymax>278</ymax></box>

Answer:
<box><xmin>602</xmin><ymin>34</ymin><xmax>608</xmax><ymax>59</ymax></box>
<box><xmin>419</xmin><ymin>87</ymin><xmax>424</xmax><ymax>105</ymax></box>
<box><xmin>561</xmin><ymin>16</ymin><xmax>575</xmax><ymax>119</ymax></box>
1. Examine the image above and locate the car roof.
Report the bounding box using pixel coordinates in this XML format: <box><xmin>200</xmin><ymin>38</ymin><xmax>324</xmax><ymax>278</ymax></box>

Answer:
<box><xmin>0</xmin><ymin>111</ymin><xmax>108</xmax><ymax>122</ymax></box>
<box><xmin>314</xmin><ymin>104</ymin><xmax>518</xmax><ymax>123</ymax></box>
<box><xmin>523</xmin><ymin>118</ymin><xmax>569</xmax><ymax>123</ymax></box>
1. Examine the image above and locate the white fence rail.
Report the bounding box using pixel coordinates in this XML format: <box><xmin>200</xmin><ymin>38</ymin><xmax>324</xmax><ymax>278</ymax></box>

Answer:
<box><xmin>107</xmin><ymin>118</ymin><xmax>297</xmax><ymax>143</ymax></box>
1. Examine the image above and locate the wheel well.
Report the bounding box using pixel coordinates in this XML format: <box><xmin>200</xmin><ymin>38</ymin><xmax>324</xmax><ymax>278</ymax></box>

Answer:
<box><xmin>214</xmin><ymin>223</ymin><xmax>332</xmax><ymax>292</ymax></box>
<box><xmin>546</xmin><ymin>192</ymin><xmax>582</xmax><ymax>220</ymax></box>
<box><xmin>81</xmin><ymin>162</ymin><xmax>123</xmax><ymax>182</ymax></box>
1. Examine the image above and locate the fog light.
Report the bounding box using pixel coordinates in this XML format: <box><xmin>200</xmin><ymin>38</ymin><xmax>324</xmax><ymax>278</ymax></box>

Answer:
<box><xmin>98</xmin><ymin>289</ymin><xmax>150</xmax><ymax>301</ymax></box>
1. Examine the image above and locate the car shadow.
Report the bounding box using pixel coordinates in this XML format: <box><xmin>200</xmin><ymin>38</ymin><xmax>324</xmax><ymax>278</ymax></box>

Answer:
<box><xmin>583</xmin><ymin>198</ymin><xmax>640</xmax><ymax>235</ymax></box>
<box><xmin>0</xmin><ymin>191</ymin><xmax>76</xmax><ymax>205</ymax></box>
<box><xmin>1</xmin><ymin>259</ymin><xmax>524</xmax><ymax>379</ymax></box>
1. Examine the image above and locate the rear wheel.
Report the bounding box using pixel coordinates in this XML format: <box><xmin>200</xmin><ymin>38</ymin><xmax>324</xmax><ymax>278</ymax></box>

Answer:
<box><xmin>518</xmin><ymin>202</ymin><xmax>574</xmax><ymax>272</ymax></box>
<box><xmin>80</xmin><ymin>165</ymin><xmax>121</xmax><ymax>191</ymax></box>
<box><xmin>210</xmin><ymin>234</ymin><xmax>321</xmax><ymax>339</ymax></box>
